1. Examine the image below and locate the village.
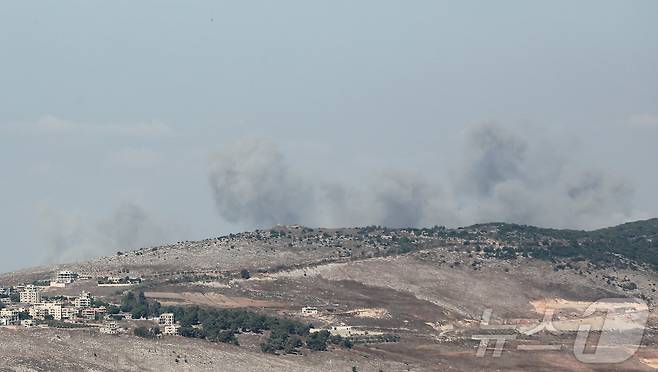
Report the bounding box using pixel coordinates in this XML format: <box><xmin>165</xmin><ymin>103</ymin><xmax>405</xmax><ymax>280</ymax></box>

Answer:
<box><xmin>0</xmin><ymin>268</ymin><xmax>396</xmax><ymax>348</ymax></box>
<box><xmin>0</xmin><ymin>270</ymin><xmax>166</xmax><ymax>336</ymax></box>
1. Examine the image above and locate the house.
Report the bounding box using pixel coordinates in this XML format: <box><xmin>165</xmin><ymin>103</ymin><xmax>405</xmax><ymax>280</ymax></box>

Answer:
<box><xmin>159</xmin><ymin>313</ymin><xmax>175</xmax><ymax>326</ymax></box>
<box><xmin>21</xmin><ymin>319</ymin><xmax>35</xmax><ymax>327</ymax></box>
<box><xmin>313</xmin><ymin>325</ymin><xmax>384</xmax><ymax>337</ymax></box>
<box><xmin>61</xmin><ymin>307</ymin><xmax>78</xmax><ymax>320</ymax></box>
<box><xmin>0</xmin><ymin>298</ymin><xmax>12</xmax><ymax>305</ymax></box>
<box><xmin>81</xmin><ymin>307</ymin><xmax>106</xmax><ymax>320</ymax></box>
<box><xmin>116</xmin><ymin>312</ymin><xmax>133</xmax><ymax>320</ymax></box>
<box><xmin>74</xmin><ymin>292</ymin><xmax>92</xmax><ymax>308</ymax></box>
<box><xmin>97</xmin><ymin>277</ymin><xmax>142</xmax><ymax>287</ymax></box>
<box><xmin>301</xmin><ymin>306</ymin><xmax>319</xmax><ymax>316</ymax></box>
<box><xmin>30</xmin><ymin>302</ymin><xmax>62</xmax><ymax>321</ymax></box>
<box><xmin>0</xmin><ymin>308</ymin><xmax>19</xmax><ymax>325</ymax></box>
<box><xmin>56</xmin><ymin>271</ymin><xmax>77</xmax><ymax>284</ymax></box>
<box><xmin>19</xmin><ymin>285</ymin><xmax>42</xmax><ymax>304</ymax></box>
<box><xmin>163</xmin><ymin>324</ymin><xmax>181</xmax><ymax>335</ymax></box>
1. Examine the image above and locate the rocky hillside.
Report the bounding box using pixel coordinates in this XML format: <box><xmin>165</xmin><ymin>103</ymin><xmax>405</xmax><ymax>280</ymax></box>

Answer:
<box><xmin>2</xmin><ymin>220</ymin><xmax>658</xmax><ymax>371</ymax></box>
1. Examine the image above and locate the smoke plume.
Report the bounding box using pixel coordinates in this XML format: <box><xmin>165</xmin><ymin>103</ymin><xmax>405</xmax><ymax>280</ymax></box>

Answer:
<box><xmin>208</xmin><ymin>123</ymin><xmax>636</xmax><ymax>230</ymax></box>
<box><xmin>37</xmin><ymin>202</ymin><xmax>166</xmax><ymax>264</ymax></box>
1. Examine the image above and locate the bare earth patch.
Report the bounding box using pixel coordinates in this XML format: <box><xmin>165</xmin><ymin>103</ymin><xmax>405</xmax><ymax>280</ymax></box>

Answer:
<box><xmin>144</xmin><ymin>291</ymin><xmax>286</xmax><ymax>308</ymax></box>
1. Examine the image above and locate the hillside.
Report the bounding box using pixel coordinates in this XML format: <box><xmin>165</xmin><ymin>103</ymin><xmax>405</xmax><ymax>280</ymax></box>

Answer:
<box><xmin>2</xmin><ymin>220</ymin><xmax>658</xmax><ymax>371</ymax></box>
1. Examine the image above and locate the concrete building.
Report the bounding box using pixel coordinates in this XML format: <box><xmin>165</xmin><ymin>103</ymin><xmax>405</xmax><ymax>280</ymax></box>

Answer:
<box><xmin>30</xmin><ymin>302</ymin><xmax>62</xmax><ymax>321</ymax></box>
<box><xmin>163</xmin><ymin>324</ymin><xmax>181</xmax><ymax>335</ymax></box>
<box><xmin>56</xmin><ymin>271</ymin><xmax>77</xmax><ymax>284</ymax></box>
<box><xmin>80</xmin><ymin>307</ymin><xmax>106</xmax><ymax>320</ymax></box>
<box><xmin>0</xmin><ymin>308</ymin><xmax>19</xmax><ymax>325</ymax></box>
<box><xmin>74</xmin><ymin>292</ymin><xmax>92</xmax><ymax>308</ymax></box>
<box><xmin>19</xmin><ymin>285</ymin><xmax>42</xmax><ymax>304</ymax></box>
<box><xmin>159</xmin><ymin>313</ymin><xmax>175</xmax><ymax>326</ymax></box>
<box><xmin>61</xmin><ymin>306</ymin><xmax>78</xmax><ymax>320</ymax></box>
<box><xmin>301</xmin><ymin>306</ymin><xmax>319</xmax><ymax>316</ymax></box>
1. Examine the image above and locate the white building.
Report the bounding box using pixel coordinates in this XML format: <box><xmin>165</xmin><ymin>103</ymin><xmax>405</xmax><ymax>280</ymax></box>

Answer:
<box><xmin>81</xmin><ymin>307</ymin><xmax>106</xmax><ymax>320</ymax></box>
<box><xmin>61</xmin><ymin>306</ymin><xmax>78</xmax><ymax>320</ymax></box>
<box><xmin>163</xmin><ymin>324</ymin><xmax>181</xmax><ymax>335</ymax></box>
<box><xmin>159</xmin><ymin>313</ymin><xmax>175</xmax><ymax>326</ymax></box>
<box><xmin>21</xmin><ymin>319</ymin><xmax>35</xmax><ymax>327</ymax></box>
<box><xmin>0</xmin><ymin>308</ymin><xmax>19</xmax><ymax>325</ymax></box>
<box><xmin>301</xmin><ymin>306</ymin><xmax>319</xmax><ymax>316</ymax></box>
<box><xmin>56</xmin><ymin>271</ymin><xmax>77</xmax><ymax>284</ymax></box>
<box><xmin>30</xmin><ymin>302</ymin><xmax>62</xmax><ymax>321</ymax></box>
<box><xmin>19</xmin><ymin>285</ymin><xmax>42</xmax><ymax>304</ymax></box>
<box><xmin>74</xmin><ymin>292</ymin><xmax>92</xmax><ymax>308</ymax></box>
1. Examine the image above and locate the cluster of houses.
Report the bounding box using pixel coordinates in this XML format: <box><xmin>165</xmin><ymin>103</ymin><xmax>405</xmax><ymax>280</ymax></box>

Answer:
<box><xmin>1</xmin><ymin>271</ymin><xmax>129</xmax><ymax>328</ymax></box>
<box><xmin>0</xmin><ymin>284</ymin><xmax>107</xmax><ymax>326</ymax></box>
<box><xmin>0</xmin><ymin>271</ymin><xmax>182</xmax><ymax>338</ymax></box>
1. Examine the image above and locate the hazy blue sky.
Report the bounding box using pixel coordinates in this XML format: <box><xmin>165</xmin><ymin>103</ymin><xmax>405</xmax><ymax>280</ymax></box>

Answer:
<box><xmin>1</xmin><ymin>1</ymin><xmax>657</xmax><ymax>273</ymax></box>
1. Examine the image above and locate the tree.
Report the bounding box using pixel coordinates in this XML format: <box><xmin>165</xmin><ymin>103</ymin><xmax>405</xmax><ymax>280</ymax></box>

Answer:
<box><xmin>284</xmin><ymin>336</ymin><xmax>303</xmax><ymax>354</ymax></box>
<box><xmin>307</xmin><ymin>330</ymin><xmax>330</xmax><ymax>351</ymax></box>
<box><xmin>134</xmin><ymin>326</ymin><xmax>160</xmax><ymax>339</ymax></box>
<box><xmin>134</xmin><ymin>326</ymin><xmax>151</xmax><ymax>338</ymax></box>
<box><xmin>240</xmin><ymin>269</ymin><xmax>251</xmax><ymax>280</ymax></box>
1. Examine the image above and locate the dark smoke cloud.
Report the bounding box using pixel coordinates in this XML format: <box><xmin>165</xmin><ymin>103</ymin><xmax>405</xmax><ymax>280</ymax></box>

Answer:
<box><xmin>38</xmin><ymin>202</ymin><xmax>166</xmax><ymax>264</ymax></box>
<box><xmin>455</xmin><ymin>123</ymin><xmax>635</xmax><ymax>228</ymax></box>
<box><xmin>208</xmin><ymin>124</ymin><xmax>637</xmax><ymax>230</ymax></box>
<box><xmin>208</xmin><ymin>138</ymin><xmax>315</xmax><ymax>227</ymax></box>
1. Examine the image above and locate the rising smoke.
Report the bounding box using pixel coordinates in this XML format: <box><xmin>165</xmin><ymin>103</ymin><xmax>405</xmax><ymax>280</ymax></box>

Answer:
<box><xmin>209</xmin><ymin>123</ymin><xmax>636</xmax><ymax>230</ymax></box>
<box><xmin>37</xmin><ymin>202</ymin><xmax>166</xmax><ymax>264</ymax></box>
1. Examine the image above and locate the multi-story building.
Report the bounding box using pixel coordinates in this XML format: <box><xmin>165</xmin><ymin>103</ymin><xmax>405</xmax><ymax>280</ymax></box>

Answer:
<box><xmin>56</xmin><ymin>271</ymin><xmax>77</xmax><ymax>284</ymax></box>
<box><xmin>61</xmin><ymin>306</ymin><xmax>78</xmax><ymax>320</ymax></box>
<box><xmin>29</xmin><ymin>302</ymin><xmax>62</xmax><ymax>321</ymax></box>
<box><xmin>163</xmin><ymin>324</ymin><xmax>181</xmax><ymax>335</ymax></box>
<box><xmin>80</xmin><ymin>307</ymin><xmax>106</xmax><ymax>320</ymax></box>
<box><xmin>159</xmin><ymin>313</ymin><xmax>175</xmax><ymax>326</ymax></box>
<box><xmin>74</xmin><ymin>292</ymin><xmax>92</xmax><ymax>308</ymax></box>
<box><xmin>19</xmin><ymin>285</ymin><xmax>42</xmax><ymax>304</ymax></box>
<box><xmin>0</xmin><ymin>308</ymin><xmax>19</xmax><ymax>325</ymax></box>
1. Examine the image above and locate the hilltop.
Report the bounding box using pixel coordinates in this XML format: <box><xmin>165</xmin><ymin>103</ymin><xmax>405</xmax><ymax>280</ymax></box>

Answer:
<box><xmin>1</xmin><ymin>219</ymin><xmax>658</xmax><ymax>371</ymax></box>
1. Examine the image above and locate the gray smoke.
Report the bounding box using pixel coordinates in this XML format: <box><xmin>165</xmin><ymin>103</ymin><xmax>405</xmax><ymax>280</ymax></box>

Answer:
<box><xmin>208</xmin><ymin>138</ymin><xmax>316</xmax><ymax>228</ymax></box>
<box><xmin>455</xmin><ymin>123</ymin><xmax>635</xmax><ymax>229</ymax></box>
<box><xmin>38</xmin><ymin>202</ymin><xmax>166</xmax><ymax>264</ymax></box>
<box><xmin>208</xmin><ymin>124</ymin><xmax>637</xmax><ymax>230</ymax></box>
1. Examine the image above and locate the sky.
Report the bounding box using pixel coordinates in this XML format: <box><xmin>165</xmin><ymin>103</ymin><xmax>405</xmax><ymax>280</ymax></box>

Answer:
<box><xmin>0</xmin><ymin>1</ymin><xmax>657</xmax><ymax>273</ymax></box>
